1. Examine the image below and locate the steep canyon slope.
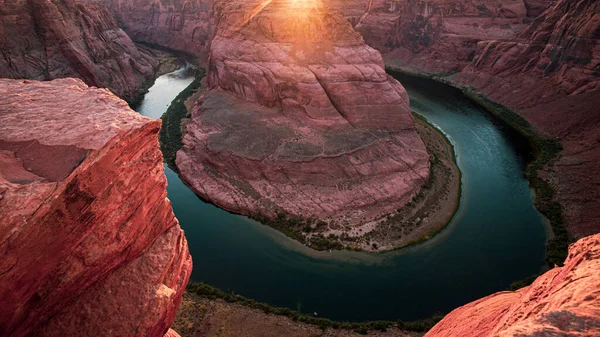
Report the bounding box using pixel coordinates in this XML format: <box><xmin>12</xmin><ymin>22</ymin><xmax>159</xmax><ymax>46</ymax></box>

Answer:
<box><xmin>0</xmin><ymin>0</ymin><xmax>159</xmax><ymax>101</ymax></box>
<box><xmin>175</xmin><ymin>0</ymin><xmax>430</xmax><ymax>231</ymax></box>
<box><xmin>89</xmin><ymin>0</ymin><xmax>216</xmax><ymax>57</ymax></box>
<box><xmin>0</xmin><ymin>78</ymin><xmax>191</xmax><ymax>337</ymax></box>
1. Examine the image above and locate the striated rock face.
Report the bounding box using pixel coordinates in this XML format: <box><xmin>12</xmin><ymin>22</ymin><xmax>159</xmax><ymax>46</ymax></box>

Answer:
<box><xmin>0</xmin><ymin>0</ymin><xmax>159</xmax><ymax>101</ymax></box>
<box><xmin>90</xmin><ymin>0</ymin><xmax>217</xmax><ymax>57</ymax></box>
<box><xmin>456</xmin><ymin>0</ymin><xmax>600</xmax><ymax>237</ymax></box>
<box><xmin>176</xmin><ymin>0</ymin><xmax>430</xmax><ymax>226</ymax></box>
<box><xmin>425</xmin><ymin>233</ymin><xmax>600</xmax><ymax>337</ymax></box>
<box><xmin>0</xmin><ymin>78</ymin><xmax>191</xmax><ymax>337</ymax></box>
<box><xmin>331</xmin><ymin>0</ymin><xmax>553</xmax><ymax>73</ymax></box>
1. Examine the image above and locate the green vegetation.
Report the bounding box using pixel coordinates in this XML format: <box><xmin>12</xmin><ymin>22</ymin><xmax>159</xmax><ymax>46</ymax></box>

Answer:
<box><xmin>159</xmin><ymin>68</ymin><xmax>206</xmax><ymax>170</ymax></box>
<box><xmin>249</xmin><ymin>212</ymin><xmax>345</xmax><ymax>251</ymax></box>
<box><xmin>187</xmin><ymin>282</ymin><xmax>443</xmax><ymax>334</ymax></box>
<box><xmin>127</xmin><ymin>76</ymin><xmax>159</xmax><ymax>109</ymax></box>
<box><xmin>372</xmin><ymin>113</ymin><xmax>462</xmax><ymax>253</ymax></box>
<box><xmin>509</xmin><ymin>274</ymin><xmax>538</xmax><ymax>291</ymax></box>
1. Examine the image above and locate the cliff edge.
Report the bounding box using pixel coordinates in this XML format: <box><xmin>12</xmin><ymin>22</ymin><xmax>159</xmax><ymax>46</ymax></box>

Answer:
<box><xmin>426</xmin><ymin>233</ymin><xmax>600</xmax><ymax>337</ymax></box>
<box><xmin>0</xmin><ymin>78</ymin><xmax>191</xmax><ymax>337</ymax></box>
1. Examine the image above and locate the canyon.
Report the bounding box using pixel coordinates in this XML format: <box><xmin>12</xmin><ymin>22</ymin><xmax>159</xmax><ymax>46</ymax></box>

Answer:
<box><xmin>0</xmin><ymin>78</ymin><xmax>191</xmax><ymax>337</ymax></box>
<box><xmin>0</xmin><ymin>0</ymin><xmax>599</xmax><ymax>336</ymax></box>
<box><xmin>90</xmin><ymin>0</ymin><xmax>600</xmax><ymax>237</ymax></box>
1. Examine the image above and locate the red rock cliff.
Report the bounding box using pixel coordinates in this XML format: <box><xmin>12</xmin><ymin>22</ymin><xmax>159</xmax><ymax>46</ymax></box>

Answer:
<box><xmin>0</xmin><ymin>78</ymin><xmax>192</xmax><ymax>337</ymax></box>
<box><xmin>425</xmin><ymin>233</ymin><xmax>600</xmax><ymax>337</ymax></box>
<box><xmin>0</xmin><ymin>0</ymin><xmax>159</xmax><ymax>101</ymax></box>
<box><xmin>176</xmin><ymin>0</ymin><xmax>430</xmax><ymax>230</ymax></box>
<box><xmin>90</xmin><ymin>0</ymin><xmax>217</xmax><ymax>57</ymax></box>
<box><xmin>331</xmin><ymin>0</ymin><xmax>553</xmax><ymax>73</ymax></box>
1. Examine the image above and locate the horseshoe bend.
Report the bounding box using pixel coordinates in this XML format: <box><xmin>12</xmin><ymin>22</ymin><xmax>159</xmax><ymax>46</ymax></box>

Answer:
<box><xmin>174</xmin><ymin>0</ymin><xmax>443</xmax><ymax>250</ymax></box>
<box><xmin>0</xmin><ymin>0</ymin><xmax>599</xmax><ymax>336</ymax></box>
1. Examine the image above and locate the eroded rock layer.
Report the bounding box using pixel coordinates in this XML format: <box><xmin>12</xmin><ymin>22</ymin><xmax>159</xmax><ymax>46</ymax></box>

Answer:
<box><xmin>90</xmin><ymin>0</ymin><xmax>216</xmax><ymax>57</ymax></box>
<box><xmin>0</xmin><ymin>78</ymin><xmax>191</xmax><ymax>337</ymax></box>
<box><xmin>177</xmin><ymin>0</ymin><xmax>430</xmax><ymax>226</ymax></box>
<box><xmin>426</xmin><ymin>233</ymin><xmax>600</xmax><ymax>337</ymax></box>
<box><xmin>0</xmin><ymin>0</ymin><xmax>159</xmax><ymax>100</ymax></box>
<box><xmin>333</xmin><ymin>0</ymin><xmax>553</xmax><ymax>73</ymax></box>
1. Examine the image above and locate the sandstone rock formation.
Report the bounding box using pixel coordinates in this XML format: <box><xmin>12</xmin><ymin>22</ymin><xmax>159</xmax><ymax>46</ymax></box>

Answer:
<box><xmin>90</xmin><ymin>0</ymin><xmax>216</xmax><ymax>57</ymax></box>
<box><xmin>90</xmin><ymin>0</ymin><xmax>553</xmax><ymax>75</ymax></box>
<box><xmin>455</xmin><ymin>0</ymin><xmax>600</xmax><ymax>237</ymax></box>
<box><xmin>0</xmin><ymin>0</ymin><xmax>159</xmax><ymax>101</ymax></box>
<box><xmin>0</xmin><ymin>78</ymin><xmax>191</xmax><ymax>337</ymax></box>
<box><xmin>176</xmin><ymin>0</ymin><xmax>430</xmax><ymax>229</ymax></box>
<box><xmin>425</xmin><ymin>233</ymin><xmax>600</xmax><ymax>337</ymax></box>
<box><xmin>333</xmin><ymin>0</ymin><xmax>553</xmax><ymax>73</ymax></box>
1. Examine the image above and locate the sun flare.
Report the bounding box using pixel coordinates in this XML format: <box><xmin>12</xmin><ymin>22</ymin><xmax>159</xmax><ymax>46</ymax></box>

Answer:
<box><xmin>288</xmin><ymin>0</ymin><xmax>322</xmax><ymax>9</ymax></box>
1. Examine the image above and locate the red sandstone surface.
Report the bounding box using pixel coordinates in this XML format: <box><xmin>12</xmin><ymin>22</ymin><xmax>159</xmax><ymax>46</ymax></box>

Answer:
<box><xmin>176</xmin><ymin>0</ymin><xmax>430</xmax><ymax>226</ymax></box>
<box><xmin>426</xmin><ymin>233</ymin><xmax>600</xmax><ymax>337</ymax></box>
<box><xmin>0</xmin><ymin>0</ymin><xmax>159</xmax><ymax>100</ymax></box>
<box><xmin>0</xmin><ymin>78</ymin><xmax>191</xmax><ymax>337</ymax></box>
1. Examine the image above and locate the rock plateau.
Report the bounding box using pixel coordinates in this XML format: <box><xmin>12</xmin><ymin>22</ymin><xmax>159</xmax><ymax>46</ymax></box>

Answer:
<box><xmin>0</xmin><ymin>0</ymin><xmax>159</xmax><ymax>101</ymax></box>
<box><xmin>175</xmin><ymin>0</ymin><xmax>430</xmax><ymax>228</ymax></box>
<box><xmin>0</xmin><ymin>78</ymin><xmax>191</xmax><ymax>337</ymax></box>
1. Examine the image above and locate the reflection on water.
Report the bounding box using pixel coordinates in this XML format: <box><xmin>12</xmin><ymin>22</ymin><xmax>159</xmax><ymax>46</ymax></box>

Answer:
<box><xmin>137</xmin><ymin>64</ymin><xmax>196</xmax><ymax>119</ymax></box>
<box><xmin>138</xmin><ymin>69</ymin><xmax>548</xmax><ymax>322</ymax></box>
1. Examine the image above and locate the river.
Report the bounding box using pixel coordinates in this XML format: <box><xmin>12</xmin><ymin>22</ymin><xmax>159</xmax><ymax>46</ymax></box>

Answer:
<box><xmin>136</xmin><ymin>65</ymin><xmax>548</xmax><ymax>322</ymax></box>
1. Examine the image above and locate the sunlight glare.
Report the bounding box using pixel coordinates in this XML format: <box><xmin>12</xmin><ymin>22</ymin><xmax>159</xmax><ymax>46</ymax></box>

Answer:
<box><xmin>288</xmin><ymin>0</ymin><xmax>322</xmax><ymax>9</ymax></box>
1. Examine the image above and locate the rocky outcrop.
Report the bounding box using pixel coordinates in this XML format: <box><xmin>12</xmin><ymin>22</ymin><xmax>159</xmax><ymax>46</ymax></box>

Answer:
<box><xmin>0</xmin><ymin>0</ymin><xmax>159</xmax><ymax>101</ymax></box>
<box><xmin>332</xmin><ymin>0</ymin><xmax>553</xmax><ymax>73</ymax></box>
<box><xmin>425</xmin><ymin>233</ymin><xmax>600</xmax><ymax>337</ymax></box>
<box><xmin>455</xmin><ymin>0</ymin><xmax>600</xmax><ymax>237</ymax></box>
<box><xmin>0</xmin><ymin>78</ymin><xmax>191</xmax><ymax>337</ymax></box>
<box><xmin>176</xmin><ymin>0</ymin><xmax>430</xmax><ymax>229</ymax></box>
<box><xmin>90</xmin><ymin>0</ymin><xmax>216</xmax><ymax>57</ymax></box>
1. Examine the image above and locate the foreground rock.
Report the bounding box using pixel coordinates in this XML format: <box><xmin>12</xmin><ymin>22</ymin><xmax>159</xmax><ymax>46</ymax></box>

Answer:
<box><xmin>455</xmin><ymin>0</ymin><xmax>600</xmax><ymax>237</ymax></box>
<box><xmin>425</xmin><ymin>233</ymin><xmax>600</xmax><ymax>336</ymax></box>
<box><xmin>0</xmin><ymin>0</ymin><xmax>159</xmax><ymax>101</ymax></box>
<box><xmin>0</xmin><ymin>78</ymin><xmax>191</xmax><ymax>337</ymax></box>
<box><xmin>176</xmin><ymin>0</ymin><xmax>430</xmax><ymax>238</ymax></box>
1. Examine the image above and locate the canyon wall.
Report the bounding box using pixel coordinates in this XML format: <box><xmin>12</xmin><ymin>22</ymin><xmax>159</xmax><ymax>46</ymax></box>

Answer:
<box><xmin>425</xmin><ymin>233</ymin><xmax>600</xmax><ymax>337</ymax></box>
<box><xmin>0</xmin><ymin>0</ymin><xmax>159</xmax><ymax>101</ymax></box>
<box><xmin>89</xmin><ymin>0</ymin><xmax>216</xmax><ymax>57</ymax></box>
<box><xmin>455</xmin><ymin>0</ymin><xmax>600</xmax><ymax>237</ymax></box>
<box><xmin>0</xmin><ymin>78</ymin><xmax>191</xmax><ymax>337</ymax></box>
<box><xmin>89</xmin><ymin>0</ymin><xmax>553</xmax><ymax>74</ymax></box>
<box><xmin>176</xmin><ymin>0</ymin><xmax>430</xmax><ymax>229</ymax></box>
<box><xmin>333</xmin><ymin>0</ymin><xmax>554</xmax><ymax>73</ymax></box>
